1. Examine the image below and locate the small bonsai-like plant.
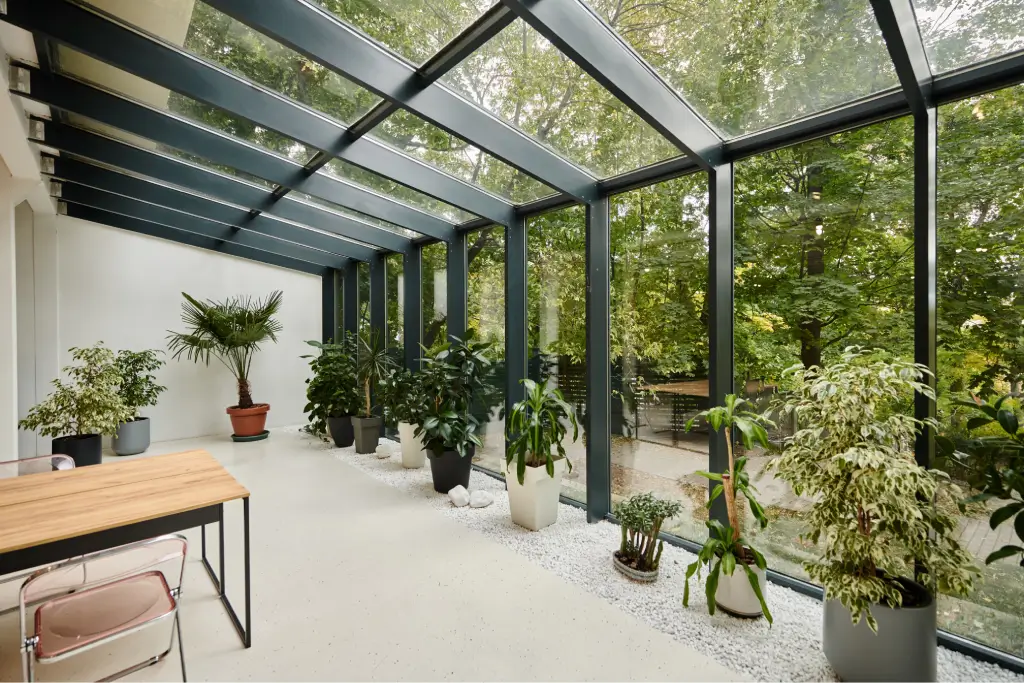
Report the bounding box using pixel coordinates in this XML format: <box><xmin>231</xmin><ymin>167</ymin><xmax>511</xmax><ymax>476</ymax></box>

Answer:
<box><xmin>114</xmin><ymin>349</ymin><xmax>166</xmax><ymax>421</ymax></box>
<box><xmin>682</xmin><ymin>393</ymin><xmax>774</xmax><ymax>622</ymax></box>
<box><xmin>302</xmin><ymin>334</ymin><xmax>360</xmax><ymax>437</ymax></box>
<box><xmin>356</xmin><ymin>330</ymin><xmax>396</xmax><ymax>418</ymax></box>
<box><xmin>167</xmin><ymin>291</ymin><xmax>283</xmax><ymax>409</ymax></box>
<box><xmin>770</xmin><ymin>348</ymin><xmax>977</xmax><ymax>631</ymax></box>
<box><xmin>613</xmin><ymin>493</ymin><xmax>682</xmax><ymax>574</ymax></box>
<box><xmin>20</xmin><ymin>343</ymin><xmax>133</xmax><ymax>438</ymax></box>
<box><xmin>505</xmin><ymin>378</ymin><xmax>579</xmax><ymax>485</ymax></box>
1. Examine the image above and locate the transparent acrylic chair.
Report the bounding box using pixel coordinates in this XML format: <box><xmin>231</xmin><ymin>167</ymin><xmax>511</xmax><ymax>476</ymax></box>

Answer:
<box><xmin>19</xmin><ymin>534</ymin><xmax>188</xmax><ymax>682</ymax></box>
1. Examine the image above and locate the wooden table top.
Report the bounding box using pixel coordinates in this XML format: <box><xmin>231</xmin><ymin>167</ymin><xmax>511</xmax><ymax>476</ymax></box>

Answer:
<box><xmin>0</xmin><ymin>450</ymin><xmax>248</xmax><ymax>554</ymax></box>
<box><xmin>643</xmin><ymin>379</ymin><xmax>773</xmax><ymax>397</ymax></box>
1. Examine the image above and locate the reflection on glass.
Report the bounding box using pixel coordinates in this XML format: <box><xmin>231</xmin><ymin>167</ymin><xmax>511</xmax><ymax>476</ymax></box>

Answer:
<box><xmin>422</xmin><ymin>242</ymin><xmax>449</xmax><ymax>357</ymax></box>
<box><xmin>610</xmin><ymin>176</ymin><xmax>710</xmax><ymax>542</ymax></box>
<box><xmin>374</xmin><ymin>110</ymin><xmax>555</xmax><ymax>203</ymax></box>
<box><xmin>466</xmin><ymin>227</ymin><xmax>506</xmax><ymax>475</ymax></box>
<box><xmin>309</xmin><ymin>0</ymin><xmax>495</xmax><ymax>66</ymax></box>
<box><xmin>936</xmin><ymin>85</ymin><xmax>1024</xmax><ymax>657</ymax></box>
<box><xmin>442</xmin><ymin>19</ymin><xmax>678</xmax><ymax>178</ymax></box>
<box><xmin>293</xmin><ymin>191</ymin><xmax>419</xmax><ymax>239</ymax></box>
<box><xmin>914</xmin><ymin>0</ymin><xmax>1024</xmax><ymax>74</ymax></box>
<box><xmin>528</xmin><ymin>206</ymin><xmax>587</xmax><ymax>503</ymax></box>
<box><xmin>586</xmin><ymin>0</ymin><xmax>898</xmax><ymax>138</ymax></box>
<box><xmin>386</xmin><ymin>253</ymin><xmax>404</xmax><ymax>356</ymax></box>
<box><xmin>734</xmin><ymin>117</ymin><xmax>914</xmax><ymax>581</ymax></box>
<box><xmin>335</xmin><ymin>270</ymin><xmax>345</xmax><ymax>342</ymax></box>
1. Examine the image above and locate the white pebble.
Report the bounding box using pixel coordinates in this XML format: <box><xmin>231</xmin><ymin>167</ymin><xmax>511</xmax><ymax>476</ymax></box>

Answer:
<box><xmin>448</xmin><ymin>485</ymin><xmax>470</xmax><ymax>507</ymax></box>
<box><xmin>469</xmin><ymin>490</ymin><xmax>494</xmax><ymax>508</ymax></box>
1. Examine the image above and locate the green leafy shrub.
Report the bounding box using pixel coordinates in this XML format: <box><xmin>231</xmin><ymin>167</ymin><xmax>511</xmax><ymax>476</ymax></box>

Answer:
<box><xmin>302</xmin><ymin>334</ymin><xmax>360</xmax><ymax>436</ymax></box>
<box><xmin>380</xmin><ymin>367</ymin><xmax>425</xmax><ymax>426</ymax></box>
<box><xmin>613</xmin><ymin>493</ymin><xmax>682</xmax><ymax>573</ymax></box>
<box><xmin>356</xmin><ymin>330</ymin><xmax>396</xmax><ymax>418</ymax></box>
<box><xmin>505</xmin><ymin>378</ymin><xmax>578</xmax><ymax>485</ymax></box>
<box><xmin>115</xmin><ymin>349</ymin><xmax>166</xmax><ymax>420</ymax></box>
<box><xmin>20</xmin><ymin>343</ymin><xmax>133</xmax><ymax>438</ymax></box>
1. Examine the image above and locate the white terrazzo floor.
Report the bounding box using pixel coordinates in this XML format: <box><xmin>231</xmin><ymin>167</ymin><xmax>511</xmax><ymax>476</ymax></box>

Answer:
<box><xmin>324</xmin><ymin>431</ymin><xmax>1024</xmax><ymax>683</ymax></box>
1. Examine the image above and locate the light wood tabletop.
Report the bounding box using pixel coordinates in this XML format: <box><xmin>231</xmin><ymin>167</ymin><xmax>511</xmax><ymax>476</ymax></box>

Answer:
<box><xmin>0</xmin><ymin>450</ymin><xmax>249</xmax><ymax>554</ymax></box>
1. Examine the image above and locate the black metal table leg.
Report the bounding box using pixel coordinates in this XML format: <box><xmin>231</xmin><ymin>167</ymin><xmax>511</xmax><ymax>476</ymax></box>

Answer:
<box><xmin>199</xmin><ymin>499</ymin><xmax>251</xmax><ymax>648</ymax></box>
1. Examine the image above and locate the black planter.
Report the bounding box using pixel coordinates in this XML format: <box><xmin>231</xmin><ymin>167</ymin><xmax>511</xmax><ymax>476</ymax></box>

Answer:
<box><xmin>427</xmin><ymin>445</ymin><xmax>474</xmax><ymax>493</ymax></box>
<box><xmin>352</xmin><ymin>416</ymin><xmax>382</xmax><ymax>454</ymax></box>
<box><xmin>52</xmin><ymin>434</ymin><xmax>102</xmax><ymax>467</ymax></box>
<box><xmin>327</xmin><ymin>415</ymin><xmax>354</xmax><ymax>448</ymax></box>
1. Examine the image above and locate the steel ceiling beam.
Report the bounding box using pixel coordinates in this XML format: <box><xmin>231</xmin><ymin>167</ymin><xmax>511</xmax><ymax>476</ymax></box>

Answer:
<box><xmin>63</xmin><ymin>202</ymin><xmax>328</xmax><ymax>275</ymax></box>
<box><xmin>203</xmin><ymin>0</ymin><xmax>597</xmax><ymax>202</ymax></box>
<box><xmin>49</xmin><ymin>156</ymin><xmax>378</xmax><ymax>262</ymax></box>
<box><xmin>870</xmin><ymin>0</ymin><xmax>933</xmax><ymax>115</ymax></box>
<box><xmin>500</xmin><ymin>0</ymin><xmax>722</xmax><ymax>170</ymax></box>
<box><xmin>3</xmin><ymin>0</ymin><xmax>515</xmax><ymax>226</ymax></box>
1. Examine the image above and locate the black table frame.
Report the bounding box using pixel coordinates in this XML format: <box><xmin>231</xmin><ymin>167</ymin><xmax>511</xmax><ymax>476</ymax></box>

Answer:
<box><xmin>0</xmin><ymin>498</ymin><xmax>251</xmax><ymax>648</ymax></box>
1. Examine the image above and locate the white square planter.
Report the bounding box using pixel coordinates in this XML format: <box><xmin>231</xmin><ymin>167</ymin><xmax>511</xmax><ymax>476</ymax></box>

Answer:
<box><xmin>398</xmin><ymin>422</ymin><xmax>426</xmax><ymax>469</ymax></box>
<box><xmin>504</xmin><ymin>457</ymin><xmax>567</xmax><ymax>531</ymax></box>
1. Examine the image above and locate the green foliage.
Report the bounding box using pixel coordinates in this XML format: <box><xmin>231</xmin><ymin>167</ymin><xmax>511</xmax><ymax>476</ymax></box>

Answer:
<box><xmin>357</xmin><ymin>329</ymin><xmax>397</xmax><ymax>418</ymax></box>
<box><xmin>19</xmin><ymin>343</ymin><xmax>133</xmax><ymax>438</ymax></box>
<box><xmin>114</xmin><ymin>349</ymin><xmax>166</xmax><ymax>420</ymax></box>
<box><xmin>682</xmin><ymin>519</ymin><xmax>773</xmax><ymax>625</ymax></box>
<box><xmin>769</xmin><ymin>348</ymin><xmax>977</xmax><ymax>631</ymax></box>
<box><xmin>505</xmin><ymin>379</ymin><xmax>579</xmax><ymax>486</ymax></box>
<box><xmin>614</xmin><ymin>493</ymin><xmax>682</xmax><ymax>573</ymax></box>
<box><xmin>167</xmin><ymin>291</ymin><xmax>283</xmax><ymax>409</ymax></box>
<box><xmin>302</xmin><ymin>334</ymin><xmax>360</xmax><ymax>437</ymax></box>
<box><xmin>380</xmin><ymin>367</ymin><xmax>426</xmax><ymax>426</ymax></box>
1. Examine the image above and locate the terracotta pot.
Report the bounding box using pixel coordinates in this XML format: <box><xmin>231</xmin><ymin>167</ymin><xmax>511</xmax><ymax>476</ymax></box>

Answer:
<box><xmin>226</xmin><ymin>403</ymin><xmax>270</xmax><ymax>437</ymax></box>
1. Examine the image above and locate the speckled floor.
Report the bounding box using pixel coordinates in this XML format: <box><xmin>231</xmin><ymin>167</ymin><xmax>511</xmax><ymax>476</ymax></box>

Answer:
<box><xmin>0</xmin><ymin>428</ymin><xmax>739</xmax><ymax>682</ymax></box>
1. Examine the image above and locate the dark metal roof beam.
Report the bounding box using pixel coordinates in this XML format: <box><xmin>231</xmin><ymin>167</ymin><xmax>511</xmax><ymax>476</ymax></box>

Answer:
<box><xmin>202</xmin><ymin>0</ymin><xmax>598</xmax><ymax>202</ymax></box>
<box><xmin>870</xmin><ymin>0</ymin><xmax>933</xmax><ymax>115</ymax></box>
<box><xmin>4</xmin><ymin>0</ymin><xmax>514</xmax><ymax>225</ymax></box>
<box><xmin>500</xmin><ymin>0</ymin><xmax>722</xmax><ymax>170</ymax></box>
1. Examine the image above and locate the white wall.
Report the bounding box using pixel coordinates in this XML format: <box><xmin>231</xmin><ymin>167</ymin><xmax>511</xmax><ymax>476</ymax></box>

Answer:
<box><xmin>14</xmin><ymin>201</ymin><xmax>35</xmax><ymax>458</ymax></box>
<box><xmin>18</xmin><ymin>213</ymin><xmax>321</xmax><ymax>449</ymax></box>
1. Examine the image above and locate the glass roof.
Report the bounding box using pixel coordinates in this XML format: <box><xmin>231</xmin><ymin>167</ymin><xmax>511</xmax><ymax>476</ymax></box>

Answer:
<box><xmin>913</xmin><ymin>0</ymin><xmax>1024</xmax><ymax>74</ymax></box>
<box><xmin>373</xmin><ymin>109</ymin><xmax>555</xmax><ymax>204</ymax></box>
<box><xmin>293</xmin><ymin>191</ymin><xmax>421</xmax><ymax>239</ymax></box>
<box><xmin>441</xmin><ymin>19</ymin><xmax>680</xmax><ymax>178</ymax></box>
<box><xmin>584</xmin><ymin>0</ymin><xmax>899</xmax><ymax>139</ymax></box>
<box><xmin>308</xmin><ymin>0</ymin><xmax>497</xmax><ymax>66</ymax></box>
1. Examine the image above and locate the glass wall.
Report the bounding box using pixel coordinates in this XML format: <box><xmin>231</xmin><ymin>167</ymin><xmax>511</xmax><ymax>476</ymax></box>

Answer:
<box><xmin>386</xmin><ymin>253</ymin><xmax>404</xmax><ymax>359</ymax></box>
<box><xmin>608</xmin><ymin>175</ymin><xmax>710</xmax><ymax>541</ymax></box>
<box><xmin>936</xmin><ymin>84</ymin><xmax>1024</xmax><ymax>657</ymax></box>
<box><xmin>422</xmin><ymin>242</ymin><xmax>448</xmax><ymax>357</ymax></box>
<box><xmin>528</xmin><ymin>206</ymin><xmax>587</xmax><ymax>503</ymax></box>
<box><xmin>467</xmin><ymin>227</ymin><xmax>506</xmax><ymax>475</ymax></box>
<box><xmin>357</xmin><ymin>261</ymin><xmax>370</xmax><ymax>359</ymax></box>
<box><xmin>733</xmin><ymin>117</ymin><xmax>915</xmax><ymax>580</ymax></box>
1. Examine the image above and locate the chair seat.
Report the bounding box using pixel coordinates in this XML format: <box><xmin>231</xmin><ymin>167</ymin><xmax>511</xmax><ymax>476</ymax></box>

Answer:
<box><xmin>34</xmin><ymin>571</ymin><xmax>175</xmax><ymax>660</ymax></box>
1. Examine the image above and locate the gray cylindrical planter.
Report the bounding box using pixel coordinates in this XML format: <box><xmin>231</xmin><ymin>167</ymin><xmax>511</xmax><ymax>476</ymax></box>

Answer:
<box><xmin>351</xmin><ymin>416</ymin><xmax>382</xmax><ymax>454</ymax></box>
<box><xmin>823</xmin><ymin>578</ymin><xmax>936</xmax><ymax>682</ymax></box>
<box><xmin>112</xmin><ymin>418</ymin><xmax>151</xmax><ymax>456</ymax></box>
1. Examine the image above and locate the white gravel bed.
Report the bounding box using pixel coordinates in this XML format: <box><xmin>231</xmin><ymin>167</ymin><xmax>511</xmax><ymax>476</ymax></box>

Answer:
<box><xmin>293</xmin><ymin>429</ymin><xmax>1021</xmax><ymax>682</ymax></box>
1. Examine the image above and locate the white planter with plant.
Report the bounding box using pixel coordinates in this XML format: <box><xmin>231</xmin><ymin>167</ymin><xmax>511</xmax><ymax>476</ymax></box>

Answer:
<box><xmin>770</xmin><ymin>348</ymin><xmax>977</xmax><ymax>682</ymax></box>
<box><xmin>504</xmin><ymin>379</ymin><xmax>579</xmax><ymax>531</ymax></box>
<box><xmin>112</xmin><ymin>349</ymin><xmax>166</xmax><ymax>456</ymax></box>
<box><xmin>383</xmin><ymin>367</ymin><xmax>427</xmax><ymax>468</ymax></box>
<box><xmin>683</xmin><ymin>394</ymin><xmax>774</xmax><ymax>622</ymax></box>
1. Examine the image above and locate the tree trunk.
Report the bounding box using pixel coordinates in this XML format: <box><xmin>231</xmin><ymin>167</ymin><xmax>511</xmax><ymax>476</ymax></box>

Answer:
<box><xmin>800</xmin><ymin>234</ymin><xmax>825</xmax><ymax>369</ymax></box>
<box><xmin>237</xmin><ymin>378</ymin><xmax>254</xmax><ymax>409</ymax></box>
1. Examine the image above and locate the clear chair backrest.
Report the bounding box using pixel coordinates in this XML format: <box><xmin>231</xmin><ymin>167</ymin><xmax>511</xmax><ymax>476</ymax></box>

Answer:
<box><xmin>0</xmin><ymin>455</ymin><xmax>74</xmax><ymax>479</ymax></box>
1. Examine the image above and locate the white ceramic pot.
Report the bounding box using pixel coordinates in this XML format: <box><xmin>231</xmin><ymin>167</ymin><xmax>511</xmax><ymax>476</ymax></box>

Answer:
<box><xmin>504</xmin><ymin>456</ymin><xmax>566</xmax><ymax>531</ymax></box>
<box><xmin>715</xmin><ymin>561</ymin><xmax>768</xmax><ymax>618</ymax></box>
<box><xmin>398</xmin><ymin>422</ymin><xmax>426</xmax><ymax>469</ymax></box>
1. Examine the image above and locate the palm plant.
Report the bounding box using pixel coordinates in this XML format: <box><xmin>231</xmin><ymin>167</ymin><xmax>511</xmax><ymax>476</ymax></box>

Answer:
<box><xmin>167</xmin><ymin>291</ymin><xmax>283</xmax><ymax>408</ymax></box>
<box><xmin>357</xmin><ymin>330</ymin><xmax>396</xmax><ymax>418</ymax></box>
<box><xmin>505</xmin><ymin>378</ymin><xmax>579</xmax><ymax>485</ymax></box>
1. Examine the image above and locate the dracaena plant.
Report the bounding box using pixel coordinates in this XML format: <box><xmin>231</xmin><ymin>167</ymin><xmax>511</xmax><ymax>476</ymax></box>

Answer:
<box><xmin>682</xmin><ymin>394</ymin><xmax>774</xmax><ymax>623</ymax></box>
<box><xmin>114</xmin><ymin>349</ymin><xmax>167</xmax><ymax>421</ymax></box>
<box><xmin>769</xmin><ymin>347</ymin><xmax>977</xmax><ymax>631</ymax></box>
<box><xmin>356</xmin><ymin>330</ymin><xmax>396</xmax><ymax>418</ymax></box>
<box><xmin>505</xmin><ymin>378</ymin><xmax>579</xmax><ymax>485</ymax></box>
<box><xmin>302</xmin><ymin>334</ymin><xmax>360</xmax><ymax>437</ymax></box>
<box><xmin>614</xmin><ymin>493</ymin><xmax>682</xmax><ymax>573</ymax></box>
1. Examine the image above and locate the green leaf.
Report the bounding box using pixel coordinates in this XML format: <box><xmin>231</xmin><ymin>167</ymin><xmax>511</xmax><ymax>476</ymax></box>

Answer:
<box><xmin>1015</xmin><ymin>511</ymin><xmax>1024</xmax><ymax>544</ymax></box>
<box><xmin>985</xmin><ymin>545</ymin><xmax>1024</xmax><ymax>564</ymax></box>
<box><xmin>967</xmin><ymin>416</ymin><xmax>995</xmax><ymax>431</ymax></box>
<box><xmin>998</xmin><ymin>409</ymin><xmax>1020</xmax><ymax>436</ymax></box>
<box><xmin>990</xmin><ymin>502</ymin><xmax>1024</xmax><ymax>529</ymax></box>
<box><xmin>705</xmin><ymin>559</ymin><xmax>721</xmax><ymax>616</ymax></box>
<box><xmin>721</xmin><ymin>550</ymin><xmax>736</xmax><ymax>576</ymax></box>
<box><xmin>741</xmin><ymin>563</ymin><xmax>773</xmax><ymax>625</ymax></box>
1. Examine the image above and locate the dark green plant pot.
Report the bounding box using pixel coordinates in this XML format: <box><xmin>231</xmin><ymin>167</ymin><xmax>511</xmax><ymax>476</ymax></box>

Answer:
<box><xmin>52</xmin><ymin>434</ymin><xmax>102</xmax><ymax>467</ymax></box>
<box><xmin>327</xmin><ymin>415</ymin><xmax>354</xmax><ymax>448</ymax></box>
<box><xmin>427</xmin><ymin>445</ymin><xmax>474</xmax><ymax>493</ymax></box>
<box><xmin>112</xmin><ymin>417</ymin><xmax>150</xmax><ymax>456</ymax></box>
<box><xmin>352</xmin><ymin>416</ymin><xmax>382</xmax><ymax>454</ymax></box>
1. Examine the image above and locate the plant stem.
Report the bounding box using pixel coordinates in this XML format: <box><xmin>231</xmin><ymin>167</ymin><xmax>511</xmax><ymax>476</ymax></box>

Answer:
<box><xmin>237</xmin><ymin>378</ymin><xmax>253</xmax><ymax>409</ymax></box>
<box><xmin>723</xmin><ymin>425</ymin><xmax>740</xmax><ymax>546</ymax></box>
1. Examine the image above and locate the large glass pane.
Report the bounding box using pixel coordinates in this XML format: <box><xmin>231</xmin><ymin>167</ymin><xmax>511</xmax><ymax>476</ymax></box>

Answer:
<box><xmin>442</xmin><ymin>20</ymin><xmax>679</xmax><ymax>178</ymax></box>
<box><xmin>528</xmin><ymin>206</ymin><xmax>587</xmax><ymax>503</ymax></box>
<box><xmin>374</xmin><ymin>110</ymin><xmax>555</xmax><ymax>204</ymax></box>
<box><xmin>610</xmin><ymin>175</ymin><xmax>710</xmax><ymax>542</ymax></box>
<box><xmin>734</xmin><ymin>117</ymin><xmax>914</xmax><ymax>580</ymax></box>
<box><xmin>422</xmin><ymin>242</ymin><xmax>449</xmax><ymax>357</ymax></box>
<box><xmin>309</xmin><ymin>0</ymin><xmax>495</xmax><ymax>66</ymax></box>
<box><xmin>386</xmin><ymin>253</ymin><xmax>404</xmax><ymax>358</ymax></box>
<box><xmin>358</xmin><ymin>261</ymin><xmax>371</xmax><ymax>357</ymax></box>
<box><xmin>936</xmin><ymin>84</ymin><xmax>1024</xmax><ymax>657</ymax></box>
<box><xmin>587</xmin><ymin>0</ymin><xmax>898</xmax><ymax>138</ymax></box>
<box><xmin>293</xmin><ymin>191</ymin><xmax>419</xmax><ymax>239</ymax></box>
<box><xmin>914</xmin><ymin>0</ymin><xmax>1024</xmax><ymax>74</ymax></box>
<box><xmin>466</xmin><ymin>227</ymin><xmax>506</xmax><ymax>475</ymax></box>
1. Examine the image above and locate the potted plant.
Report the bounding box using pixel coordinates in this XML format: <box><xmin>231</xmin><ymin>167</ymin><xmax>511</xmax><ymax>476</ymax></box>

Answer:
<box><xmin>504</xmin><ymin>378</ymin><xmax>579</xmax><ymax>530</ymax></box>
<box><xmin>612</xmin><ymin>492</ymin><xmax>682</xmax><ymax>582</ymax></box>
<box><xmin>770</xmin><ymin>348</ymin><xmax>977</xmax><ymax>682</ymax></box>
<box><xmin>111</xmin><ymin>349</ymin><xmax>167</xmax><ymax>456</ymax></box>
<box><xmin>415</xmin><ymin>333</ymin><xmax>494</xmax><ymax>493</ymax></box>
<box><xmin>382</xmin><ymin>368</ymin><xmax>427</xmax><ymax>468</ymax></box>
<box><xmin>19</xmin><ymin>343</ymin><xmax>133</xmax><ymax>466</ymax></box>
<box><xmin>167</xmin><ymin>291</ymin><xmax>283</xmax><ymax>441</ymax></box>
<box><xmin>352</xmin><ymin>330</ymin><xmax>396</xmax><ymax>454</ymax></box>
<box><xmin>302</xmin><ymin>334</ymin><xmax>360</xmax><ymax>447</ymax></box>
<box><xmin>682</xmin><ymin>394</ymin><xmax>773</xmax><ymax>621</ymax></box>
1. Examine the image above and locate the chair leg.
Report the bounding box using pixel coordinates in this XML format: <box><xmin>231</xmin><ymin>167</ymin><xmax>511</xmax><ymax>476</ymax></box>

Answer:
<box><xmin>23</xmin><ymin>646</ymin><xmax>34</xmax><ymax>683</ymax></box>
<box><xmin>176</xmin><ymin>611</ymin><xmax>187</xmax><ymax>682</ymax></box>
